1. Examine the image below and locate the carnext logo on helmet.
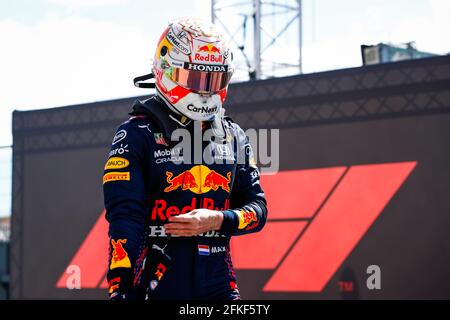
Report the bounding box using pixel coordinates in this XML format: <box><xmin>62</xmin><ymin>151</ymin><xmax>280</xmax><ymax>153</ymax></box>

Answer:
<box><xmin>166</xmin><ymin>30</ymin><xmax>191</xmax><ymax>55</ymax></box>
<box><xmin>187</xmin><ymin>105</ymin><xmax>218</xmax><ymax>114</ymax></box>
<box><xmin>184</xmin><ymin>62</ymin><xmax>228</xmax><ymax>72</ymax></box>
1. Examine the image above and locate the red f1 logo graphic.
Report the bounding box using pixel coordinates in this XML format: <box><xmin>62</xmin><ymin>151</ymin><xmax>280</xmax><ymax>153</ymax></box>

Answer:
<box><xmin>57</xmin><ymin>162</ymin><xmax>417</xmax><ymax>292</ymax></box>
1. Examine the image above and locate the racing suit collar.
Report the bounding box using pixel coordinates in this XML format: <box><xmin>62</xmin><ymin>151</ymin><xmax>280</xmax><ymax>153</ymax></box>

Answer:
<box><xmin>129</xmin><ymin>95</ymin><xmax>228</xmax><ymax>145</ymax></box>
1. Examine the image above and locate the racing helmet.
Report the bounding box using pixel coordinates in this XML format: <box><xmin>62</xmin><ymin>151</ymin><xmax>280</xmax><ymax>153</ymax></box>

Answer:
<box><xmin>151</xmin><ymin>18</ymin><xmax>234</xmax><ymax>121</ymax></box>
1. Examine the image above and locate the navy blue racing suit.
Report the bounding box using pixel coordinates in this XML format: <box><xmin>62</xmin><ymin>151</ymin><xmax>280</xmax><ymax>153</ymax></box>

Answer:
<box><xmin>103</xmin><ymin>96</ymin><xmax>267</xmax><ymax>300</ymax></box>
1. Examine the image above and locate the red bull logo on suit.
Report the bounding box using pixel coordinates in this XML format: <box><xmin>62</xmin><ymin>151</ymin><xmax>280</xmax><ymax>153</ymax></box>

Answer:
<box><xmin>164</xmin><ymin>165</ymin><xmax>231</xmax><ymax>194</ymax></box>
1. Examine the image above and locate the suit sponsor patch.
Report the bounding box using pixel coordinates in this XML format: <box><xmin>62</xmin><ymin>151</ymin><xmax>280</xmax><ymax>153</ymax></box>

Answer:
<box><xmin>104</xmin><ymin>157</ymin><xmax>129</xmax><ymax>170</ymax></box>
<box><xmin>110</xmin><ymin>239</ymin><xmax>131</xmax><ymax>270</ymax></box>
<box><xmin>112</xmin><ymin>130</ymin><xmax>127</xmax><ymax>145</ymax></box>
<box><xmin>103</xmin><ymin>172</ymin><xmax>130</xmax><ymax>184</ymax></box>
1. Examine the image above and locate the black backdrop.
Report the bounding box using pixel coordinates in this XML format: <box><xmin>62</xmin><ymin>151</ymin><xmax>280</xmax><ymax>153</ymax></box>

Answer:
<box><xmin>11</xmin><ymin>56</ymin><xmax>450</xmax><ymax>299</ymax></box>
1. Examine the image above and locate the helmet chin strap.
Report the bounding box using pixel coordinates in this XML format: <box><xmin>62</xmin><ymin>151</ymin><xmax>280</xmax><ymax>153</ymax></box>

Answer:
<box><xmin>133</xmin><ymin>73</ymin><xmax>156</xmax><ymax>88</ymax></box>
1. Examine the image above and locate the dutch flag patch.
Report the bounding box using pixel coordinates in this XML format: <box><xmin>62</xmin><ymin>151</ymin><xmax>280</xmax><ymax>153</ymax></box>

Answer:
<box><xmin>198</xmin><ymin>245</ymin><xmax>210</xmax><ymax>256</ymax></box>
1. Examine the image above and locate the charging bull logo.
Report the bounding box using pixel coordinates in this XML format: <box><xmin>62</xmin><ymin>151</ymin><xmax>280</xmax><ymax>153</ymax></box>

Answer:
<box><xmin>204</xmin><ymin>171</ymin><xmax>232</xmax><ymax>192</ymax></box>
<box><xmin>198</xmin><ymin>44</ymin><xmax>221</xmax><ymax>53</ymax></box>
<box><xmin>110</xmin><ymin>239</ymin><xmax>131</xmax><ymax>270</ymax></box>
<box><xmin>195</xmin><ymin>44</ymin><xmax>223</xmax><ymax>63</ymax></box>
<box><xmin>164</xmin><ymin>171</ymin><xmax>198</xmax><ymax>192</ymax></box>
<box><xmin>238</xmin><ymin>210</ymin><xmax>258</xmax><ymax>230</ymax></box>
<box><xmin>164</xmin><ymin>165</ymin><xmax>231</xmax><ymax>194</ymax></box>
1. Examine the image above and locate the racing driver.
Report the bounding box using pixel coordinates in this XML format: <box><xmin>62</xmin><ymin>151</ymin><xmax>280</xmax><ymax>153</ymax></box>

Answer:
<box><xmin>103</xmin><ymin>17</ymin><xmax>267</xmax><ymax>300</ymax></box>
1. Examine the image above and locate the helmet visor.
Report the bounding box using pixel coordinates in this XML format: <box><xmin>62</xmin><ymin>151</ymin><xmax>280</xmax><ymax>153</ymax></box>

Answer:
<box><xmin>169</xmin><ymin>65</ymin><xmax>233</xmax><ymax>93</ymax></box>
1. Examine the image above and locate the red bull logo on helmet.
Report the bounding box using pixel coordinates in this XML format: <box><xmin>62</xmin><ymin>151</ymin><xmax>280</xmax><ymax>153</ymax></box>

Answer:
<box><xmin>198</xmin><ymin>44</ymin><xmax>221</xmax><ymax>53</ymax></box>
<box><xmin>195</xmin><ymin>44</ymin><xmax>223</xmax><ymax>63</ymax></box>
<box><xmin>164</xmin><ymin>165</ymin><xmax>231</xmax><ymax>194</ymax></box>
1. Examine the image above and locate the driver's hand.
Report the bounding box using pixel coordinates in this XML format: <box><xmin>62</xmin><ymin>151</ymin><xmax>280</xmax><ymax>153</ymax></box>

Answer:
<box><xmin>164</xmin><ymin>209</ymin><xmax>224</xmax><ymax>236</ymax></box>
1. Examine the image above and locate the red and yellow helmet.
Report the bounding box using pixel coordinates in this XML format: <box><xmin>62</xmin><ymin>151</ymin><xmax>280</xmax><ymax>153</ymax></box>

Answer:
<box><xmin>152</xmin><ymin>17</ymin><xmax>234</xmax><ymax>121</ymax></box>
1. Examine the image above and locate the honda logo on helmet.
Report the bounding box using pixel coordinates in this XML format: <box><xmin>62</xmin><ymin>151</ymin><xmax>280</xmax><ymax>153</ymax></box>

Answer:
<box><xmin>184</xmin><ymin>62</ymin><xmax>228</xmax><ymax>73</ymax></box>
